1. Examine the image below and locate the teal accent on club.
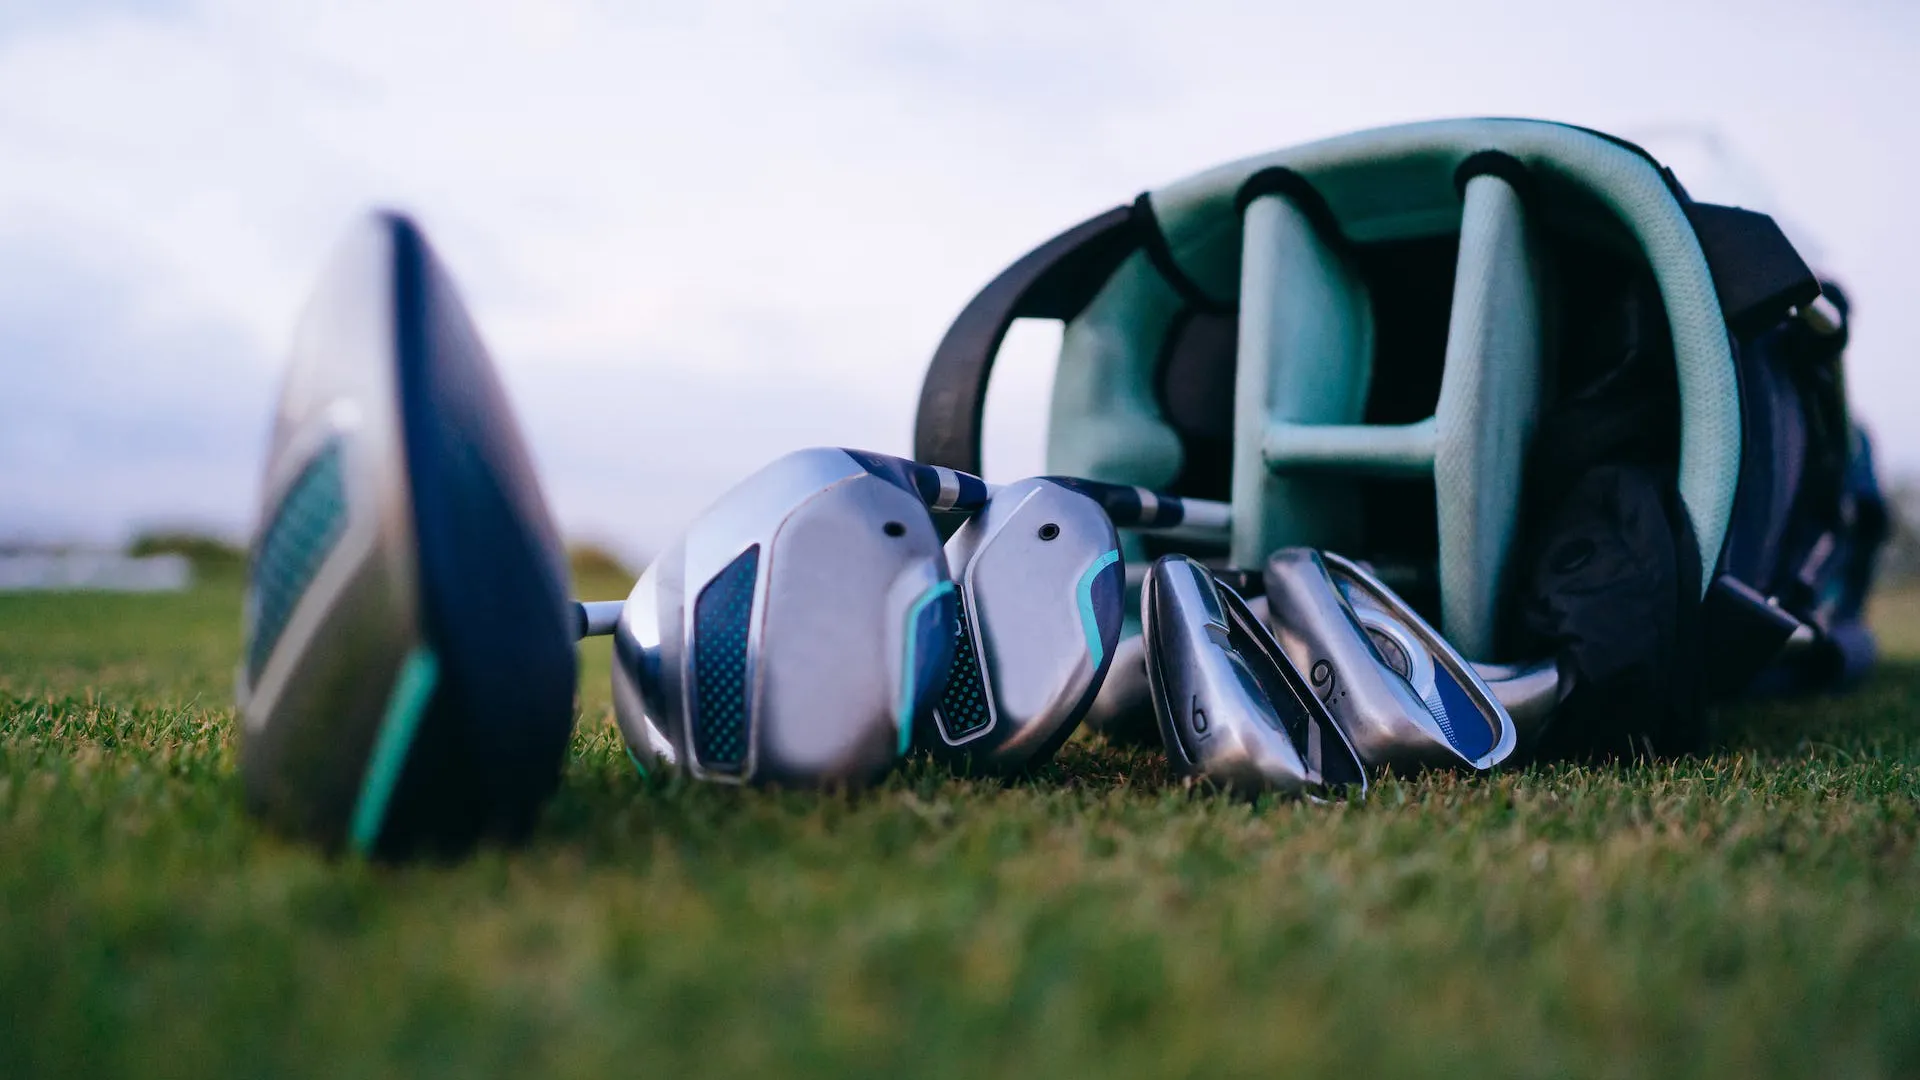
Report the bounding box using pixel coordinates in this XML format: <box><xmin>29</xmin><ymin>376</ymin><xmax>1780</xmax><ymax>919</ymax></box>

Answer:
<box><xmin>348</xmin><ymin>647</ymin><xmax>440</xmax><ymax>856</ymax></box>
<box><xmin>899</xmin><ymin>579</ymin><xmax>956</xmax><ymax>756</ymax></box>
<box><xmin>1076</xmin><ymin>549</ymin><xmax>1122</xmax><ymax>669</ymax></box>
<box><xmin>625</xmin><ymin>745</ymin><xmax>649</xmax><ymax>778</ymax></box>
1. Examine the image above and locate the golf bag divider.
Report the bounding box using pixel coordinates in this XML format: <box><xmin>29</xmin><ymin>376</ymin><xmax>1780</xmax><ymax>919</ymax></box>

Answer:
<box><xmin>914</xmin><ymin>117</ymin><xmax>1886</xmax><ymax>758</ymax></box>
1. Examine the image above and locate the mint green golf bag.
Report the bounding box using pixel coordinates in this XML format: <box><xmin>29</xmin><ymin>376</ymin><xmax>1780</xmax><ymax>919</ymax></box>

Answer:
<box><xmin>914</xmin><ymin>118</ymin><xmax>1886</xmax><ymax>758</ymax></box>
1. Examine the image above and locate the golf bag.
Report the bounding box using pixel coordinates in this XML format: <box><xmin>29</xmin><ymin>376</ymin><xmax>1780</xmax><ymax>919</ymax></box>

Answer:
<box><xmin>913</xmin><ymin>118</ymin><xmax>1887</xmax><ymax>759</ymax></box>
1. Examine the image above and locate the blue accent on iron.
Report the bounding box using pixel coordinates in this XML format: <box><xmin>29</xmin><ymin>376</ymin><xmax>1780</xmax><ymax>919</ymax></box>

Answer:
<box><xmin>690</xmin><ymin>545</ymin><xmax>759</xmax><ymax>773</ymax></box>
<box><xmin>246</xmin><ymin>437</ymin><xmax>350</xmax><ymax>682</ymax></box>
<box><xmin>1432</xmin><ymin>665</ymin><xmax>1495</xmax><ymax>760</ymax></box>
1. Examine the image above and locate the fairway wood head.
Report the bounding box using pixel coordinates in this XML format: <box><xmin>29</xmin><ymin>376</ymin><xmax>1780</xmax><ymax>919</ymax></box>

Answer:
<box><xmin>613</xmin><ymin>448</ymin><xmax>960</xmax><ymax>788</ymax></box>
<box><xmin>238</xmin><ymin>212</ymin><xmax>577</xmax><ymax>858</ymax></box>
<box><xmin>915</xmin><ymin>477</ymin><xmax>1124</xmax><ymax>774</ymax></box>
<box><xmin>1143</xmin><ymin>555</ymin><xmax>1366</xmax><ymax>797</ymax></box>
<box><xmin>1262</xmin><ymin>548</ymin><xmax>1517</xmax><ymax>772</ymax></box>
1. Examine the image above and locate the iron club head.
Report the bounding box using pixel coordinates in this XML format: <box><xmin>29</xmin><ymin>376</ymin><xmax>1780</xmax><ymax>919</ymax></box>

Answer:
<box><xmin>1262</xmin><ymin>548</ymin><xmax>1519</xmax><ymax>772</ymax></box>
<box><xmin>1143</xmin><ymin>555</ymin><xmax>1367</xmax><ymax>797</ymax></box>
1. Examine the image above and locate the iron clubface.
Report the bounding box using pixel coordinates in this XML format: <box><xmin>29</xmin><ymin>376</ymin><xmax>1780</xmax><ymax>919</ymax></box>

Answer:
<box><xmin>916</xmin><ymin>477</ymin><xmax>1124</xmax><ymax>774</ymax></box>
<box><xmin>612</xmin><ymin>448</ymin><xmax>963</xmax><ymax>788</ymax></box>
<box><xmin>1263</xmin><ymin>548</ymin><xmax>1519</xmax><ymax>772</ymax></box>
<box><xmin>1143</xmin><ymin>555</ymin><xmax>1367</xmax><ymax>797</ymax></box>
<box><xmin>238</xmin><ymin>212</ymin><xmax>577</xmax><ymax>859</ymax></box>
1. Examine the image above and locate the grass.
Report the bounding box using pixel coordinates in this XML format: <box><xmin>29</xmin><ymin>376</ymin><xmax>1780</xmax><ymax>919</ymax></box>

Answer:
<box><xmin>2</xmin><ymin>566</ymin><xmax>1917</xmax><ymax>1079</ymax></box>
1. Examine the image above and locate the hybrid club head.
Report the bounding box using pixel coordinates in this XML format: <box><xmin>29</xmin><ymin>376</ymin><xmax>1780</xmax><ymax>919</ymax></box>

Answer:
<box><xmin>916</xmin><ymin>477</ymin><xmax>1125</xmax><ymax>775</ymax></box>
<box><xmin>238</xmin><ymin>212</ymin><xmax>577</xmax><ymax>859</ymax></box>
<box><xmin>612</xmin><ymin>448</ymin><xmax>969</xmax><ymax>788</ymax></box>
<box><xmin>1262</xmin><ymin>548</ymin><xmax>1518</xmax><ymax>773</ymax></box>
<box><xmin>1143</xmin><ymin>555</ymin><xmax>1367</xmax><ymax>797</ymax></box>
<box><xmin>977</xmin><ymin>476</ymin><xmax>1232</xmax><ymax>753</ymax></box>
<box><xmin>1081</xmin><ymin>633</ymin><xmax>1158</xmax><ymax>746</ymax></box>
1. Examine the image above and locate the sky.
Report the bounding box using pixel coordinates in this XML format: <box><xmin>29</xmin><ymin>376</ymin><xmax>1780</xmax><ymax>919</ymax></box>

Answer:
<box><xmin>1</xmin><ymin>0</ymin><xmax>1916</xmax><ymax>562</ymax></box>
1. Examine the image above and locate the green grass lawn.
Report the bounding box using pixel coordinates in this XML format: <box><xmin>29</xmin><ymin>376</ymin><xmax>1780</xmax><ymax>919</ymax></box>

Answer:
<box><xmin>3</xmin><ymin>567</ymin><xmax>1918</xmax><ymax>1079</ymax></box>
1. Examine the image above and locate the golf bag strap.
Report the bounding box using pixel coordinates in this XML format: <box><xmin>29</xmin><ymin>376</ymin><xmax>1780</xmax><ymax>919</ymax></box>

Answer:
<box><xmin>1684</xmin><ymin>202</ymin><xmax>1822</xmax><ymax>338</ymax></box>
<box><xmin>914</xmin><ymin>205</ymin><xmax>1138</xmax><ymax>473</ymax></box>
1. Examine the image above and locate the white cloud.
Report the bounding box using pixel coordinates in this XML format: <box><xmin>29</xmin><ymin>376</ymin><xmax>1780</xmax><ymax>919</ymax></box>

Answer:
<box><xmin>1</xmin><ymin>0</ymin><xmax>1916</xmax><ymax>558</ymax></box>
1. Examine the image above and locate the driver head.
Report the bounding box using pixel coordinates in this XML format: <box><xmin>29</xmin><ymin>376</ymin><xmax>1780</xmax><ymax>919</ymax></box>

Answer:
<box><xmin>612</xmin><ymin>448</ymin><xmax>959</xmax><ymax>788</ymax></box>
<box><xmin>1262</xmin><ymin>548</ymin><xmax>1517</xmax><ymax>772</ymax></box>
<box><xmin>1143</xmin><ymin>555</ymin><xmax>1366</xmax><ymax>797</ymax></box>
<box><xmin>238</xmin><ymin>213</ymin><xmax>577</xmax><ymax>859</ymax></box>
<box><xmin>916</xmin><ymin>477</ymin><xmax>1124</xmax><ymax>775</ymax></box>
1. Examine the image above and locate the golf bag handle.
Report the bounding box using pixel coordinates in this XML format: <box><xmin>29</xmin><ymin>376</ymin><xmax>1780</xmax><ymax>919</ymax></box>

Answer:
<box><xmin>912</xmin><ymin>196</ymin><xmax>1819</xmax><ymax>487</ymax></box>
<box><xmin>913</xmin><ymin>205</ymin><xmax>1140</xmax><ymax>475</ymax></box>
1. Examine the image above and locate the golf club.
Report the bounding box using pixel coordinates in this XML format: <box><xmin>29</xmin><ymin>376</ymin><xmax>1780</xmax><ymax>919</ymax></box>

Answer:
<box><xmin>611</xmin><ymin>448</ymin><xmax>982</xmax><ymax>788</ymax></box>
<box><xmin>919</xmin><ymin>475</ymin><xmax>1238</xmax><ymax>775</ymax></box>
<box><xmin>239</xmin><ymin>211</ymin><xmax>577</xmax><ymax>859</ymax></box>
<box><xmin>917</xmin><ymin>477</ymin><xmax>1124</xmax><ymax>774</ymax></box>
<box><xmin>1143</xmin><ymin>554</ymin><xmax>1368</xmax><ymax>797</ymax></box>
<box><xmin>1263</xmin><ymin>548</ymin><xmax>1561</xmax><ymax>772</ymax></box>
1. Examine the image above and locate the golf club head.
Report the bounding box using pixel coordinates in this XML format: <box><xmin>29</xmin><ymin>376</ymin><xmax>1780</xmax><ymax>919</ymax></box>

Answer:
<box><xmin>1262</xmin><ymin>548</ymin><xmax>1518</xmax><ymax>773</ymax></box>
<box><xmin>1081</xmin><ymin>633</ymin><xmax>1158</xmax><ymax>746</ymax></box>
<box><xmin>238</xmin><ymin>212</ymin><xmax>577</xmax><ymax>859</ymax></box>
<box><xmin>916</xmin><ymin>477</ymin><xmax>1124</xmax><ymax>774</ymax></box>
<box><xmin>1143</xmin><ymin>555</ymin><xmax>1367</xmax><ymax>797</ymax></box>
<box><xmin>612</xmin><ymin>448</ymin><xmax>962</xmax><ymax>788</ymax></box>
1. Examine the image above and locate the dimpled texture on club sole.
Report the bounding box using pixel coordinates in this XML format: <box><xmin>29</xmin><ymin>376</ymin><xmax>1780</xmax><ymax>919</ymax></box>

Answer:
<box><xmin>245</xmin><ymin>438</ymin><xmax>350</xmax><ymax>683</ymax></box>
<box><xmin>691</xmin><ymin>545</ymin><xmax>758</xmax><ymax>773</ymax></box>
<box><xmin>934</xmin><ymin>598</ymin><xmax>992</xmax><ymax>741</ymax></box>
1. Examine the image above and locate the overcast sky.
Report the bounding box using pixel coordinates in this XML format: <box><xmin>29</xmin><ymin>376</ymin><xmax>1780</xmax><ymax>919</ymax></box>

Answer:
<box><xmin>2</xmin><ymin>0</ymin><xmax>1915</xmax><ymax>562</ymax></box>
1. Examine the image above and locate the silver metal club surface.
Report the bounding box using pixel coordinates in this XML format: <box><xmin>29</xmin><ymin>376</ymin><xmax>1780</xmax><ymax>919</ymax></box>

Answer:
<box><xmin>1262</xmin><ymin>548</ymin><xmax>1530</xmax><ymax>773</ymax></box>
<box><xmin>612</xmin><ymin>448</ymin><xmax>970</xmax><ymax>788</ymax></box>
<box><xmin>919</xmin><ymin>477</ymin><xmax>1124</xmax><ymax>774</ymax></box>
<box><xmin>1143</xmin><ymin>555</ymin><xmax>1367</xmax><ymax>797</ymax></box>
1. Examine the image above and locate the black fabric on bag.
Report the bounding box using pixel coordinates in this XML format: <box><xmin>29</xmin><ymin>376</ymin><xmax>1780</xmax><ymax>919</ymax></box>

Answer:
<box><xmin>1732</xmin><ymin>284</ymin><xmax>1890</xmax><ymax>696</ymax></box>
<box><xmin>1152</xmin><ymin>308</ymin><xmax>1238</xmax><ymax>501</ymax></box>
<box><xmin>1721</xmin><ymin>327</ymin><xmax>1808</xmax><ymax>593</ymax></box>
<box><xmin>1356</xmin><ymin>236</ymin><xmax>1460</xmax><ymax>578</ymax></box>
<box><xmin>1519</xmin><ymin>466</ymin><xmax>1705</xmax><ymax>758</ymax></box>
<box><xmin>1508</xmin><ymin>254</ymin><xmax>1707</xmax><ymax>756</ymax></box>
<box><xmin>1144</xmin><ymin>234</ymin><xmax>1462</xmax><ymax>568</ymax></box>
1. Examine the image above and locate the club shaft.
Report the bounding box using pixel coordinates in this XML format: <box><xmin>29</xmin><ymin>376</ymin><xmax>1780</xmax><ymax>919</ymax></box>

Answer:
<box><xmin>986</xmin><ymin>477</ymin><xmax>1231</xmax><ymax>539</ymax></box>
<box><xmin>574</xmin><ymin>600</ymin><xmax>624</xmax><ymax>640</ymax></box>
